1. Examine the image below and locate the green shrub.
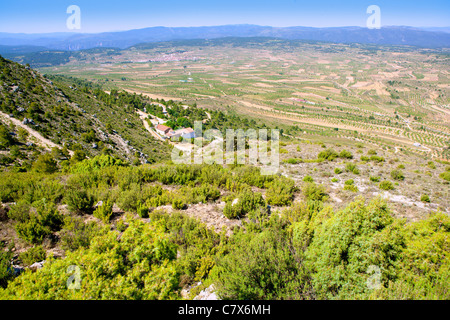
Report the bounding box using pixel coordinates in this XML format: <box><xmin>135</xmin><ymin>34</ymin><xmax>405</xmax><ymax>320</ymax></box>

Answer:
<box><xmin>390</xmin><ymin>169</ymin><xmax>405</xmax><ymax>181</ymax></box>
<box><xmin>65</xmin><ymin>188</ymin><xmax>94</xmax><ymax>214</ymax></box>
<box><xmin>318</xmin><ymin>149</ymin><xmax>339</xmax><ymax>161</ymax></box>
<box><xmin>283</xmin><ymin>158</ymin><xmax>303</xmax><ymax>164</ymax></box>
<box><xmin>360</xmin><ymin>156</ymin><xmax>369</xmax><ymax>162</ymax></box>
<box><xmin>306</xmin><ymin>197</ymin><xmax>403</xmax><ymax>299</ymax></box>
<box><xmin>302</xmin><ymin>182</ymin><xmax>328</xmax><ymax>202</ymax></box>
<box><xmin>7</xmin><ymin>201</ymin><xmax>30</xmax><ymax>222</ymax></box>
<box><xmin>93</xmin><ymin>200</ymin><xmax>114</xmax><ymax>223</ymax></box>
<box><xmin>344</xmin><ymin>185</ymin><xmax>358</xmax><ymax>192</ymax></box>
<box><xmin>420</xmin><ymin>194</ymin><xmax>430</xmax><ymax>203</ymax></box>
<box><xmin>1</xmin><ymin>217</ymin><xmax>180</xmax><ymax>299</ymax></box>
<box><xmin>368</xmin><ymin>149</ymin><xmax>377</xmax><ymax>155</ymax></box>
<box><xmin>370</xmin><ymin>155</ymin><xmax>385</xmax><ymax>163</ymax></box>
<box><xmin>345</xmin><ymin>163</ymin><xmax>359</xmax><ymax>174</ymax></box>
<box><xmin>172</xmin><ymin>198</ymin><xmax>185</xmax><ymax>210</ymax></box>
<box><xmin>137</xmin><ymin>203</ymin><xmax>149</xmax><ymax>218</ymax></box>
<box><xmin>216</xmin><ymin>228</ymin><xmax>312</xmax><ymax>299</ymax></box>
<box><xmin>15</xmin><ymin>215</ymin><xmax>51</xmax><ymax>244</ymax></box>
<box><xmin>116</xmin><ymin>219</ymin><xmax>128</xmax><ymax>232</ymax></box>
<box><xmin>427</xmin><ymin>161</ymin><xmax>436</xmax><ymax>170</ymax></box>
<box><xmin>59</xmin><ymin>216</ymin><xmax>105</xmax><ymax>251</ymax></box>
<box><xmin>334</xmin><ymin>167</ymin><xmax>343</xmax><ymax>174</ymax></box>
<box><xmin>339</xmin><ymin>150</ymin><xmax>353</xmax><ymax>159</ymax></box>
<box><xmin>303</xmin><ymin>175</ymin><xmax>314</xmax><ymax>183</ymax></box>
<box><xmin>397</xmin><ymin>164</ymin><xmax>405</xmax><ymax>169</ymax></box>
<box><xmin>345</xmin><ymin>179</ymin><xmax>354</xmax><ymax>185</ymax></box>
<box><xmin>265</xmin><ymin>177</ymin><xmax>297</xmax><ymax>206</ymax></box>
<box><xmin>0</xmin><ymin>242</ymin><xmax>14</xmax><ymax>288</ymax></box>
<box><xmin>370</xmin><ymin>176</ymin><xmax>380</xmax><ymax>182</ymax></box>
<box><xmin>379</xmin><ymin>181</ymin><xmax>394</xmax><ymax>191</ymax></box>
<box><xmin>439</xmin><ymin>171</ymin><xmax>450</xmax><ymax>181</ymax></box>
<box><xmin>223</xmin><ymin>191</ymin><xmax>265</xmax><ymax>219</ymax></box>
<box><xmin>19</xmin><ymin>246</ymin><xmax>46</xmax><ymax>266</ymax></box>
<box><xmin>32</xmin><ymin>153</ymin><xmax>58</xmax><ymax>174</ymax></box>
<box><xmin>15</xmin><ymin>202</ymin><xmax>63</xmax><ymax>244</ymax></box>
<box><xmin>331</xmin><ymin>178</ymin><xmax>339</xmax><ymax>183</ymax></box>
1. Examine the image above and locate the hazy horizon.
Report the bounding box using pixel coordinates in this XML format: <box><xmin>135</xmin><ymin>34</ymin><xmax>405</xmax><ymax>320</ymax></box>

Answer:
<box><xmin>0</xmin><ymin>0</ymin><xmax>449</xmax><ymax>34</ymax></box>
<box><xmin>0</xmin><ymin>24</ymin><xmax>449</xmax><ymax>36</ymax></box>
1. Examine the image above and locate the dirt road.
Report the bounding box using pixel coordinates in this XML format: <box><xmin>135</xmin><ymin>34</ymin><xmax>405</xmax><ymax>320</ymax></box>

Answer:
<box><xmin>0</xmin><ymin>111</ymin><xmax>74</xmax><ymax>156</ymax></box>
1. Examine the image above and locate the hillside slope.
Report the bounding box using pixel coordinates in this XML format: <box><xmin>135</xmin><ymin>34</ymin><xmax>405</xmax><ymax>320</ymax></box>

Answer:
<box><xmin>0</xmin><ymin>55</ymin><xmax>171</xmax><ymax>171</ymax></box>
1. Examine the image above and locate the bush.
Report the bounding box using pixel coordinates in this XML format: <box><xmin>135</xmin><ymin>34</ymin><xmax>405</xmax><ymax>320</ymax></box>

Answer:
<box><xmin>439</xmin><ymin>171</ymin><xmax>450</xmax><ymax>182</ymax></box>
<box><xmin>334</xmin><ymin>167</ymin><xmax>343</xmax><ymax>174</ymax></box>
<box><xmin>344</xmin><ymin>185</ymin><xmax>358</xmax><ymax>192</ymax></box>
<box><xmin>59</xmin><ymin>216</ymin><xmax>105</xmax><ymax>251</ymax></box>
<box><xmin>65</xmin><ymin>188</ymin><xmax>94</xmax><ymax>214</ymax></box>
<box><xmin>15</xmin><ymin>202</ymin><xmax>63</xmax><ymax>244</ymax></box>
<box><xmin>303</xmin><ymin>175</ymin><xmax>314</xmax><ymax>183</ymax></box>
<box><xmin>265</xmin><ymin>177</ymin><xmax>297</xmax><ymax>206</ymax></box>
<box><xmin>0</xmin><ymin>242</ymin><xmax>14</xmax><ymax>288</ymax></box>
<box><xmin>360</xmin><ymin>156</ymin><xmax>369</xmax><ymax>162</ymax></box>
<box><xmin>370</xmin><ymin>155</ymin><xmax>385</xmax><ymax>163</ymax></box>
<box><xmin>390</xmin><ymin>169</ymin><xmax>405</xmax><ymax>181</ymax></box>
<box><xmin>19</xmin><ymin>246</ymin><xmax>46</xmax><ymax>266</ymax></box>
<box><xmin>345</xmin><ymin>179</ymin><xmax>354</xmax><ymax>185</ymax></box>
<box><xmin>331</xmin><ymin>178</ymin><xmax>339</xmax><ymax>183</ymax></box>
<box><xmin>223</xmin><ymin>191</ymin><xmax>265</xmax><ymax>219</ymax></box>
<box><xmin>32</xmin><ymin>153</ymin><xmax>58</xmax><ymax>174</ymax></box>
<box><xmin>116</xmin><ymin>219</ymin><xmax>128</xmax><ymax>232</ymax></box>
<box><xmin>379</xmin><ymin>181</ymin><xmax>394</xmax><ymax>191</ymax></box>
<box><xmin>370</xmin><ymin>176</ymin><xmax>380</xmax><ymax>182</ymax></box>
<box><xmin>368</xmin><ymin>149</ymin><xmax>377</xmax><ymax>155</ymax></box>
<box><xmin>15</xmin><ymin>215</ymin><xmax>51</xmax><ymax>244</ymax></box>
<box><xmin>216</xmin><ymin>228</ymin><xmax>312</xmax><ymax>299</ymax></box>
<box><xmin>284</xmin><ymin>158</ymin><xmax>303</xmax><ymax>164</ymax></box>
<box><xmin>1</xmin><ymin>217</ymin><xmax>180</xmax><ymax>299</ymax></box>
<box><xmin>137</xmin><ymin>203</ymin><xmax>149</xmax><ymax>218</ymax></box>
<box><xmin>306</xmin><ymin>197</ymin><xmax>403</xmax><ymax>299</ymax></box>
<box><xmin>93</xmin><ymin>200</ymin><xmax>114</xmax><ymax>223</ymax></box>
<box><xmin>345</xmin><ymin>163</ymin><xmax>359</xmax><ymax>174</ymax></box>
<box><xmin>420</xmin><ymin>194</ymin><xmax>430</xmax><ymax>203</ymax></box>
<box><xmin>7</xmin><ymin>201</ymin><xmax>30</xmax><ymax>222</ymax></box>
<box><xmin>339</xmin><ymin>150</ymin><xmax>353</xmax><ymax>159</ymax></box>
<box><xmin>302</xmin><ymin>182</ymin><xmax>328</xmax><ymax>202</ymax></box>
<box><xmin>172</xmin><ymin>198</ymin><xmax>185</xmax><ymax>210</ymax></box>
<box><xmin>318</xmin><ymin>149</ymin><xmax>339</xmax><ymax>161</ymax></box>
<box><xmin>0</xmin><ymin>123</ymin><xmax>16</xmax><ymax>149</ymax></box>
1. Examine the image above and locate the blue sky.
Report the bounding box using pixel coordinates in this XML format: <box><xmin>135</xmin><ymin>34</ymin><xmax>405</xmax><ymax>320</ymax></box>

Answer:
<box><xmin>0</xmin><ymin>0</ymin><xmax>449</xmax><ymax>33</ymax></box>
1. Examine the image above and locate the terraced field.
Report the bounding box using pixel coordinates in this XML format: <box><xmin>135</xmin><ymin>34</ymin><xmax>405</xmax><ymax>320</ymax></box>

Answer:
<box><xmin>40</xmin><ymin>39</ymin><xmax>450</xmax><ymax>160</ymax></box>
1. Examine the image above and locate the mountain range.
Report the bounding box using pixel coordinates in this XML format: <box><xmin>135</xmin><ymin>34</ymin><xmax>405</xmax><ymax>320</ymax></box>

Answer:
<box><xmin>0</xmin><ymin>25</ymin><xmax>449</xmax><ymax>51</ymax></box>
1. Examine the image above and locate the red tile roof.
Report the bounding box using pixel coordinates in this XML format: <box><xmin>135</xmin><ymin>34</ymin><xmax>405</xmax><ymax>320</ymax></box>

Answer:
<box><xmin>156</xmin><ymin>124</ymin><xmax>171</xmax><ymax>133</ymax></box>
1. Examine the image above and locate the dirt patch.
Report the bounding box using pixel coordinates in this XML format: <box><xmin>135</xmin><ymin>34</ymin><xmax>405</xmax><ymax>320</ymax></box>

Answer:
<box><xmin>154</xmin><ymin>202</ymin><xmax>242</xmax><ymax>235</ymax></box>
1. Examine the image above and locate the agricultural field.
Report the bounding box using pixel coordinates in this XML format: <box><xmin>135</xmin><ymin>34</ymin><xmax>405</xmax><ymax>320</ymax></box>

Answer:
<box><xmin>40</xmin><ymin>39</ymin><xmax>450</xmax><ymax>160</ymax></box>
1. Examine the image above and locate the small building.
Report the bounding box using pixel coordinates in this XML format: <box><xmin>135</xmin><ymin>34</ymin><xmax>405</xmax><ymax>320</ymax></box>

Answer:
<box><xmin>155</xmin><ymin>124</ymin><xmax>172</xmax><ymax>136</ymax></box>
<box><xmin>170</xmin><ymin>127</ymin><xmax>196</xmax><ymax>140</ymax></box>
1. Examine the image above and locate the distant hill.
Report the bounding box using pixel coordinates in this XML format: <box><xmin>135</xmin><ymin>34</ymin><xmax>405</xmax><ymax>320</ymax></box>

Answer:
<box><xmin>0</xmin><ymin>25</ymin><xmax>449</xmax><ymax>50</ymax></box>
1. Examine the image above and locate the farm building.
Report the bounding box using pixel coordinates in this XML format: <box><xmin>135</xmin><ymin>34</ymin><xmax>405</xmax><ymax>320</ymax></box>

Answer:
<box><xmin>155</xmin><ymin>124</ymin><xmax>172</xmax><ymax>136</ymax></box>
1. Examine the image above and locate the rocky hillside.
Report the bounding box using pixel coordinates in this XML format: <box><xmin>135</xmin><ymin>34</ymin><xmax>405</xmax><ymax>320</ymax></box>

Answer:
<box><xmin>0</xmin><ymin>55</ymin><xmax>171</xmax><ymax>171</ymax></box>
